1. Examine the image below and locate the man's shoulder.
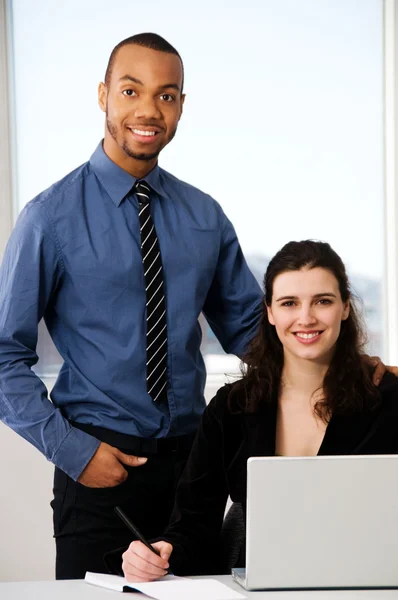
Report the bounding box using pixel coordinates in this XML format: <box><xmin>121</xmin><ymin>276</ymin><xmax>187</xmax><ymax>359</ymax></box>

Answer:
<box><xmin>158</xmin><ymin>166</ymin><xmax>219</xmax><ymax>206</ymax></box>
<box><xmin>28</xmin><ymin>161</ymin><xmax>90</xmax><ymax>211</ymax></box>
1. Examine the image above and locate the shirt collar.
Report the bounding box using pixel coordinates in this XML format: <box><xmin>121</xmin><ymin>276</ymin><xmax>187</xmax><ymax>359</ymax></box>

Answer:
<box><xmin>89</xmin><ymin>141</ymin><xmax>166</xmax><ymax>207</ymax></box>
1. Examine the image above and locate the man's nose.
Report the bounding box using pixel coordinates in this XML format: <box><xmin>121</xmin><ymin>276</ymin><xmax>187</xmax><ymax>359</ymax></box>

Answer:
<box><xmin>134</xmin><ymin>95</ymin><xmax>161</xmax><ymax>119</ymax></box>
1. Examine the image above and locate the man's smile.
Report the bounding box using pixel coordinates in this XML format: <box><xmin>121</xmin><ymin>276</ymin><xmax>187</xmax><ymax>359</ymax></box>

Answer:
<box><xmin>127</xmin><ymin>126</ymin><xmax>162</xmax><ymax>143</ymax></box>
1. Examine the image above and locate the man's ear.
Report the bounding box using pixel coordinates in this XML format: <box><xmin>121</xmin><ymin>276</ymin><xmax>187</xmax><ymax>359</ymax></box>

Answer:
<box><xmin>179</xmin><ymin>94</ymin><xmax>186</xmax><ymax>120</ymax></box>
<box><xmin>98</xmin><ymin>82</ymin><xmax>107</xmax><ymax>113</ymax></box>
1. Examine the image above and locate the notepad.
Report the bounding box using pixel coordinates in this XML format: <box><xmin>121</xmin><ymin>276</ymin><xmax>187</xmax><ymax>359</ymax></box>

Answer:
<box><xmin>84</xmin><ymin>571</ymin><xmax>245</xmax><ymax>599</ymax></box>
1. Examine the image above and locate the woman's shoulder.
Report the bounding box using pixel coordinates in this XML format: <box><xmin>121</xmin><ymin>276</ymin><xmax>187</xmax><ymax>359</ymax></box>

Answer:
<box><xmin>378</xmin><ymin>372</ymin><xmax>398</xmax><ymax>412</ymax></box>
<box><xmin>206</xmin><ymin>378</ymin><xmax>271</xmax><ymax>421</ymax></box>
<box><xmin>207</xmin><ymin>381</ymin><xmax>236</xmax><ymax>412</ymax></box>
<box><xmin>379</xmin><ymin>371</ymin><xmax>398</xmax><ymax>391</ymax></box>
<box><xmin>206</xmin><ymin>380</ymin><xmax>248</xmax><ymax>419</ymax></box>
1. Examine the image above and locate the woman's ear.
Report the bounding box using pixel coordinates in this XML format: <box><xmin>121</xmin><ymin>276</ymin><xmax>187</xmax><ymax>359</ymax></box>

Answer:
<box><xmin>342</xmin><ymin>299</ymin><xmax>350</xmax><ymax>321</ymax></box>
<box><xmin>266</xmin><ymin>303</ymin><xmax>275</xmax><ymax>325</ymax></box>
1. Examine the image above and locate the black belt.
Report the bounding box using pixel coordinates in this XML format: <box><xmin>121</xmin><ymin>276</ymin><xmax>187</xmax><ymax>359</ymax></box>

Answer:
<box><xmin>71</xmin><ymin>421</ymin><xmax>196</xmax><ymax>457</ymax></box>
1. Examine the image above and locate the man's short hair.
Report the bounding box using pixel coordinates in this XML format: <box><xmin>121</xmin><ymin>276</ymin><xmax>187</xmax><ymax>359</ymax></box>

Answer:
<box><xmin>104</xmin><ymin>32</ymin><xmax>184</xmax><ymax>92</ymax></box>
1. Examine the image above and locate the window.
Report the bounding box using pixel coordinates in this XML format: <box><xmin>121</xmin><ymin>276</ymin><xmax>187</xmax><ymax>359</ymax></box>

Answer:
<box><xmin>8</xmin><ymin>0</ymin><xmax>385</xmax><ymax>384</ymax></box>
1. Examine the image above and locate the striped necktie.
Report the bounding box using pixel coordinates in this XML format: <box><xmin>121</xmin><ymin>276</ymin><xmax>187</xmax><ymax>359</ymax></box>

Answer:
<box><xmin>135</xmin><ymin>180</ymin><xmax>168</xmax><ymax>402</ymax></box>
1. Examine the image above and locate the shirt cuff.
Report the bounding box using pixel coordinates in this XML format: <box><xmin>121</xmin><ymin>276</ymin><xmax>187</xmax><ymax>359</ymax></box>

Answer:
<box><xmin>52</xmin><ymin>426</ymin><xmax>101</xmax><ymax>481</ymax></box>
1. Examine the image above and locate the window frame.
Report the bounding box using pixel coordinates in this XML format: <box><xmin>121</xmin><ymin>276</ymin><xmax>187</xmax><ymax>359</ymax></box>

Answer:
<box><xmin>0</xmin><ymin>0</ymin><xmax>14</xmax><ymax>260</ymax></box>
<box><xmin>384</xmin><ymin>0</ymin><xmax>398</xmax><ymax>364</ymax></box>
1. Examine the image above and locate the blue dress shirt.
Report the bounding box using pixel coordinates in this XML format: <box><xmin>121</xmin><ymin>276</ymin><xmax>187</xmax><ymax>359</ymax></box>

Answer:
<box><xmin>0</xmin><ymin>142</ymin><xmax>262</xmax><ymax>480</ymax></box>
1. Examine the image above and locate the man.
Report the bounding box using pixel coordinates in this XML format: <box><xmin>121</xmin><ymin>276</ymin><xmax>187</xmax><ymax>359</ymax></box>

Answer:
<box><xmin>0</xmin><ymin>33</ymin><xmax>263</xmax><ymax>579</ymax></box>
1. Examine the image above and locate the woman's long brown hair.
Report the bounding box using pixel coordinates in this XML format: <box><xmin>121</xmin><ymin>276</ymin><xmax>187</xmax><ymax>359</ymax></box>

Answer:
<box><xmin>229</xmin><ymin>240</ymin><xmax>380</xmax><ymax>419</ymax></box>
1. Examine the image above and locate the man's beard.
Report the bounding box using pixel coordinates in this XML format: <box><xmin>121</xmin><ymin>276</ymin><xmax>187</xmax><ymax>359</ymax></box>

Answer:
<box><xmin>122</xmin><ymin>143</ymin><xmax>160</xmax><ymax>162</ymax></box>
<box><xmin>106</xmin><ymin>118</ymin><xmax>176</xmax><ymax>162</ymax></box>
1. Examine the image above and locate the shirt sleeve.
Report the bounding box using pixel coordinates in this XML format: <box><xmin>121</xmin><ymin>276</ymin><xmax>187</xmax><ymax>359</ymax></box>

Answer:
<box><xmin>161</xmin><ymin>389</ymin><xmax>230</xmax><ymax>575</ymax></box>
<box><xmin>0</xmin><ymin>201</ymin><xmax>100</xmax><ymax>481</ymax></box>
<box><xmin>202</xmin><ymin>203</ymin><xmax>263</xmax><ymax>356</ymax></box>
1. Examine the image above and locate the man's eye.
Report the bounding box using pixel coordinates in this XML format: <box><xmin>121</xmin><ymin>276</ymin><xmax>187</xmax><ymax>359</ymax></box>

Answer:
<box><xmin>123</xmin><ymin>89</ymin><xmax>136</xmax><ymax>97</ymax></box>
<box><xmin>160</xmin><ymin>94</ymin><xmax>174</xmax><ymax>102</ymax></box>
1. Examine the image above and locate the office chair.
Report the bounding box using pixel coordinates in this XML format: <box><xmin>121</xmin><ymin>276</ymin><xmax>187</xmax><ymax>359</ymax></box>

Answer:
<box><xmin>219</xmin><ymin>502</ymin><xmax>245</xmax><ymax>571</ymax></box>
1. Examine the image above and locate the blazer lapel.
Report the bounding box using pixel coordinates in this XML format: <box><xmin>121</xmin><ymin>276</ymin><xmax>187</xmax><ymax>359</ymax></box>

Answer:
<box><xmin>318</xmin><ymin>408</ymin><xmax>380</xmax><ymax>455</ymax></box>
<box><xmin>243</xmin><ymin>400</ymin><xmax>278</xmax><ymax>457</ymax></box>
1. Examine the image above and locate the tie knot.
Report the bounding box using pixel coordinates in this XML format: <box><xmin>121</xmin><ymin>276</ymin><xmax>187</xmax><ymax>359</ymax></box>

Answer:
<box><xmin>135</xmin><ymin>180</ymin><xmax>151</xmax><ymax>205</ymax></box>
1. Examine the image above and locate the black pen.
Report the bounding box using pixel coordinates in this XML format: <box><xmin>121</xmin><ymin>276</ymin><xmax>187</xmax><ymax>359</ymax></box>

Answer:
<box><xmin>114</xmin><ymin>505</ymin><xmax>172</xmax><ymax>574</ymax></box>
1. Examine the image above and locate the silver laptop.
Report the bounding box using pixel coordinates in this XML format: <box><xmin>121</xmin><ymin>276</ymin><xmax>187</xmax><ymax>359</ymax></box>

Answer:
<box><xmin>232</xmin><ymin>455</ymin><xmax>398</xmax><ymax>590</ymax></box>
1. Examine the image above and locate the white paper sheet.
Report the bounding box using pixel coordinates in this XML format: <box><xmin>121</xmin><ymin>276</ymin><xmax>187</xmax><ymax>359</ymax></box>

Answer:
<box><xmin>130</xmin><ymin>577</ymin><xmax>245</xmax><ymax>600</ymax></box>
<box><xmin>85</xmin><ymin>571</ymin><xmax>245</xmax><ymax>599</ymax></box>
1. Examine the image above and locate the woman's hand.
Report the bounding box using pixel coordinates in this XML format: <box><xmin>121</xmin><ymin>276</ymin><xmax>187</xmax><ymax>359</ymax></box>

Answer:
<box><xmin>122</xmin><ymin>540</ymin><xmax>173</xmax><ymax>582</ymax></box>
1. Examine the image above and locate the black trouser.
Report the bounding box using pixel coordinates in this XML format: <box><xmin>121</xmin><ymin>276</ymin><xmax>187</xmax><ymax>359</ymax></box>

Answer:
<box><xmin>51</xmin><ymin>424</ymin><xmax>195</xmax><ymax>580</ymax></box>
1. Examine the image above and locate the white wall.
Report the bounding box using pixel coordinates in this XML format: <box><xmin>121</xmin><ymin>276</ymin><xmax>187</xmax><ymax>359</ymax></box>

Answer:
<box><xmin>0</xmin><ymin>380</ymin><xmax>222</xmax><ymax>581</ymax></box>
<box><xmin>0</xmin><ymin>422</ymin><xmax>55</xmax><ymax>581</ymax></box>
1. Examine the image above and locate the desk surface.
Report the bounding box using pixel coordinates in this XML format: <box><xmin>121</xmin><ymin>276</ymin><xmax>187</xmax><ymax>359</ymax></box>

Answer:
<box><xmin>2</xmin><ymin>576</ymin><xmax>398</xmax><ymax>600</ymax></box>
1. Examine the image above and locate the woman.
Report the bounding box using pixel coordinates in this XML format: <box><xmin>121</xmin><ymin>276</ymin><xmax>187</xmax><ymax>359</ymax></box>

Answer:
<box><xmin>121</xmin><ymin>240</ymin><xmax>398</xmax><ymax>581</ymax></box>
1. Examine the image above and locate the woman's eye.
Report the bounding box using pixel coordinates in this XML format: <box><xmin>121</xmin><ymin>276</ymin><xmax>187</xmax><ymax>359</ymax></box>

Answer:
<box><xmin>282</xmin><ymin>301</ymin><xmax>295</xmax><ymax>307</ymax></box>
<box><xmin>317</xmin><ymin>299</ymin><xmax>332</xmax><ymax>305</ymax></box>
